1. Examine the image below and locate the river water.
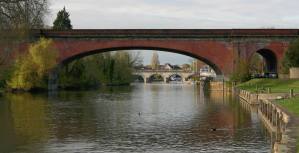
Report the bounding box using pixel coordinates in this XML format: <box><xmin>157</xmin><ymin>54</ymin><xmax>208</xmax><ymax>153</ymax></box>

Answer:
<box><xmin>0</xmin><ymin>84</ymin><xmax>271</xmax><ymax>153</ymax></box>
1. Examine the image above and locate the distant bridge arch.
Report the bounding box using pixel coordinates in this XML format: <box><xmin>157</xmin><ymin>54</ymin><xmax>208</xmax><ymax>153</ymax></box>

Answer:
<box><xmin>133</xmin><ymin>70</ymin><xmax>195</xmax><ymax>84</ymax></box>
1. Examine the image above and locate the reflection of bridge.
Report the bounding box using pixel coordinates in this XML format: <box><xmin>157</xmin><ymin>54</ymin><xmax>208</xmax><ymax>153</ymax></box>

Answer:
<box><xmin>133</xmin><ymin>70</ymin><xmax>195</xmax><ymax>83</ymax></box>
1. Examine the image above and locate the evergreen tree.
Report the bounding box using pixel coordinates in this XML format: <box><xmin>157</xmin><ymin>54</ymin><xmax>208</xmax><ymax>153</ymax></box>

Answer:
<box><xmin>53</xmin><ymin>7</ymin><xmax>72</xmax><ymax>30</ymax></box>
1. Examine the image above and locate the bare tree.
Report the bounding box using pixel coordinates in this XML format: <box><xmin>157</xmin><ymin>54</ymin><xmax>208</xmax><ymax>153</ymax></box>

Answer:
<box><xmin>0</xmin><ymin>0</ymin><xmax>48</xmax><ymax>29</ymax></box>
<box><xmin>151</xmin><ymin>51</ymin><xmax>160</xmax><ymax>70</ymax></box>
<box><xmin>0</xmin><ymin>0</ymin><xmax>48</xmax><ymax>65</ymax></box>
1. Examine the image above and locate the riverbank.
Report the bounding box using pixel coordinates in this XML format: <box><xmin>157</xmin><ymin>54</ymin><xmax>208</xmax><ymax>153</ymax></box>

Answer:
<box><xmin>278</xmin><ymin>97</ymin><xmax>299</xmax><ymax>116</ymax></box>
<box><xmin>238</xmin><ymin>79</ymin><xmax>299</xmax><ymax>152</ymax></box>
<box><xmin>0</xmin><ymin>88</ymin><xmax>4</xmax><ymax>95</ymax></box>
<box><xmin>237</xmin><ymin>79</ymin><xmax>299</xmax><ymax>93</ymax></box>
<box><xmin>277</xmin><ymin>97</ymin><xmax>299</xmax><ymax>150</ymax></box>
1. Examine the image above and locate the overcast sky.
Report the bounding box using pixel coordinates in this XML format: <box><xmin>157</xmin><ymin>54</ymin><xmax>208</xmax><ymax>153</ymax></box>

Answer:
<box><xmin>47</xmin><ymin>0</ymin><xmax>299</xmax><ymax>65</ymax></box>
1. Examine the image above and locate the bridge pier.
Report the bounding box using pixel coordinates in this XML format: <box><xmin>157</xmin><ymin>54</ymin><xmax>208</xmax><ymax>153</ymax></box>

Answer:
<box><xmin>144</xmin><ymin>77</ymin><xmax>150</xmax><ymax>84</ymax></box>
<box><xmin>48</xmin><ymin>66</ymin><xmax>60</xmax><ymax>91</ymax></box>
<box><xmin>163</xmin><ymin>77</ymin><xmax>169</xmax><ymax>83</ymax></box>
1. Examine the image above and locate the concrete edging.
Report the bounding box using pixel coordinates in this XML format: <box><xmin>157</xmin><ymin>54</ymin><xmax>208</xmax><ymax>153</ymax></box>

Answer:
<box><xmin>238</xmin><ymin>89</ymin><xmax>296</xmax><ymax>153</ymax></box>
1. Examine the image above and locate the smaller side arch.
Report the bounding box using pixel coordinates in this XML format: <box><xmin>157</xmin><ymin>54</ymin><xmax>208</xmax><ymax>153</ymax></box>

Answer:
<box><xmin>132</xmin><ymin>74</ymin><xmax>145</xmax><ymax>83</ymax></box>
<box><xmin>254</xmin><ymin>49</ymin><xmax>278</xmax><ymax>73</ymax></box>
<box><xmin>167</xmin><ymin>74</ymin><xmax>183</xmax><ymax>82</ymax></box>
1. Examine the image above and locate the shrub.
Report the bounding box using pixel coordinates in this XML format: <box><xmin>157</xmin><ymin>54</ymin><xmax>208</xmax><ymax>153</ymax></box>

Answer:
<box><xmin>283</xmin><ymin>39</ymin><xmax>299</xmax><ymax>70</ymax></box>
<box><xmin>230</xmin><ymin>59</ymin><xmax>251</xmax><ymax>83</ymax></box>
<box><xmin>7</xmin><ymin>38</ymin><xmax>58</xmax><ymax>91</ymax></box>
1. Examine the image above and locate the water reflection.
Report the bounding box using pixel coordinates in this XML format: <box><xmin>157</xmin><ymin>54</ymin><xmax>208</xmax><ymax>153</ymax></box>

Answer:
<box><xmin>0</xmin><ymin>84</ymin><xmax>271</xmax><ymax>153</ymax></box>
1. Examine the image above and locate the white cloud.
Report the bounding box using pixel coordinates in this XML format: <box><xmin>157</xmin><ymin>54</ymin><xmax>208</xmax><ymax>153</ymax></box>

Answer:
<box><xmin>48</xmin><ymin>0</ymin><xmax>299</xmax><ymax>29</ymax></box>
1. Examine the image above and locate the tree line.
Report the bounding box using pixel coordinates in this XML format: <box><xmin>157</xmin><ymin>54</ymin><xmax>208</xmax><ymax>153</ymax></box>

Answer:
<box><xmin>58</xmin><ymin>52</ymin><xmax>141</xmax><ymax>89</ymax></box>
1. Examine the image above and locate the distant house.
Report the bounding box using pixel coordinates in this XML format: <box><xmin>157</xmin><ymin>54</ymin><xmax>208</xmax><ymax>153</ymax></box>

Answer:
<box><xmin>172</xmin><ymin>65</ymin><xmax>181</xmax><ymax>70</ymax></box>
<box><xmin>164</xmin><ymin>63</ymin><xmax>173</xmax><ymax>70</ymax></box>
<box><xmin>199</xmin><ymin>65</ymin><xmax>216</xmax><ymax>77</ymax></box>
<box><xmin>192</xmin><ymin>60</ymin><xmax>216</xmax><ymax>77</ymax></box>
<box><xmin>134</xmin><ymin>63</ymin><xmax>183</xmax><ymax>71</ymax></box>
<box><xmin>163</xmin><ymin>63</ymin><xmax>181</xmax><ymax>70</ymax></box>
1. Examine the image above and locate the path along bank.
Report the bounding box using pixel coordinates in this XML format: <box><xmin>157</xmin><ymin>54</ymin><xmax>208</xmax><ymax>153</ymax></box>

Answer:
<box><xmin>237</xmin><ymin>79</ymin><xmax>299</xmax><ymax>153</ymax></box>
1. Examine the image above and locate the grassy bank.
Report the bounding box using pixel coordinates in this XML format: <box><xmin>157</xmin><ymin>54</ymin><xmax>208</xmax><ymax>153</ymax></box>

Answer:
<box><xmin>277</xmin><ymin>97</ymin><xmax>299</xmax><ymax>151</ymax></box>
<box><xmin>238</xmin><ymin>78</ymin><xmax>299</xmax><ymax>150</ymax></box>
<box><xmin>278</xmin><ymin>97</ymin><xmax>299</xmax><ymax>116</ymax></box>
<box><xmin>237</xmin><ymin>79</ymin><xmax>299</xmax><ymax>93</ymax></box>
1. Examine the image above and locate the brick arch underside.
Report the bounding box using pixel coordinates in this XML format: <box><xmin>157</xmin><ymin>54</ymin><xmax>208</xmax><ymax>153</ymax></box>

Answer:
<box><xmin>53</xmin><ymin>39</ymin><xmax>234</xmax><ymax>75</ymax></box>
<box><xmin>245</xmin><ymin>42</ymin><xmax>288</xmax><ymax>73</ymax></box>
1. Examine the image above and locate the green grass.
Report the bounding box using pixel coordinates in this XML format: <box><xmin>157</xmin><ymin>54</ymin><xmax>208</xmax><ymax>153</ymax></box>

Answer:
<box><xmin>277</xmin><ymin>97</ymin><xmax>299</xmax><ymax>116</ymax></box>
<box><xmin>237</xmin><ymin>79</ymin><xmax>299</xmax><ymax>93</ymax></box>
<box><xmin>277</xmin><ymin>97</ymin><xmax>299</xmax><ymax>152</ymax></box>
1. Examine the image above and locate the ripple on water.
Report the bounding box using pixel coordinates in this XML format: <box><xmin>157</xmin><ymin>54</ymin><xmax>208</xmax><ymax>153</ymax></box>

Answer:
<box><xmin>0</xmin><ymin>84</ymin><xmax>271</xmax><ymax>153</ymax></box>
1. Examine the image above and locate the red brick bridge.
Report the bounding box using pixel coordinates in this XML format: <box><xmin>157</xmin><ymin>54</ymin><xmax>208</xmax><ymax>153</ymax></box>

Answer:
<box><xmin>27</xmin><ymin>29</ymin><xmax>299</xmax><ymax>77</ymax></box>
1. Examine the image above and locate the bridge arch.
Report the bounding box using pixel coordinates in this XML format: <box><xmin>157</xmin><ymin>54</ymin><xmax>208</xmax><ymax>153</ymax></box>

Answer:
<box><xmin>132</xmin><ymin>74</ymin><xmax>145</xmax><ymax>83</ymax></box>
<box><xmin>57</xmin><ymin>46</ymin><xmax>224</xmax><ymax>76</ymax></box>
<box><xmin>251</xmin><ymin>48</ymin><xmax>278</xmax><ymax>73</ymax></box>
<box><xmin>167</xmin><ymin>74</ymin><xmax>183</xmax><ymax>82</ymax></box>
<box><xmin>144</xmin><ymin>73</ymin><xmax>166</xmax><ymax>83</ymax></box>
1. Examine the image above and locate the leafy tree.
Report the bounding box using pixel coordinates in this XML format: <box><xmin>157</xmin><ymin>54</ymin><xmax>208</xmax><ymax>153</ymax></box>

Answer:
<box><xmin>0</xmin><ymin>0</ymin><xmax>48</xmax><ymax>30</ymax></box>
<box><xmin>7</xmin><ymin>38</ymin><xmax>58</xmax><ymax>91</ymax></box>
<box><xmin>0</xmin><ymin>0</ymin><xmax>49</xmax><ymax>89</ymax></box>
<box><xmin>58</xmin><ymin>57</ymin><xmax>101</xmax><ymax>89</ymax></box>
<box><xmin>111</xmin><ymin>52</ymin><xmax>133</xmax><ymax>84</ymax></box>
<box><xmin>181</xmin><ymin>64</ymin><xmax>191</xmax><ymax>71</ymax></box>
<box><xmin>53</xmin><ymin>7</ymin><xmax>72</xmax><ymax>30</ymax></box>
<box><xmin>283</xmin><ymin>39</ymin><xmax>299</xmax><ymax>70</ymax></box>
<box><xmin>58</xmin><ymin>51</ymin><xmax>140</xmax><ymax>89</ymax></box>
<box><xmin>250</xmin><ymin>53</ymin><xmax>265</xmax><ymax>74</ymax></box>
<box><xmin>230</xmin><ymin>59</ymin><xmax>251</xmax><ymax>83</ymax></box>
<box><xmin>151</xmin><ymin>51</ymin><xmax>160</xmax><ymax>70</ymax></box>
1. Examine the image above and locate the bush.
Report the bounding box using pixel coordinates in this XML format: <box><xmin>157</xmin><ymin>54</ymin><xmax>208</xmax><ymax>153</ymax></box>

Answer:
<box><xmin>0</xmin><ymin>66</ymin><xmax>13</xmax><ymax>88</ymax></box>
<box><xmin>7</xmin><ymin>38</ymin><xmax>58</xmax><ymax>91</ymax></box>
<box><xmin>58</xmin><ymin>52</ymin><xmax>136</xmax><ymax>89</ymax></box>
<box><xmin>230</xmin><ymin>59</ymin><xmax>251</xmax><ymax>83</ymax></box>
<box><xmin>283</xmin><ymin>39</ymin><xmax>299</xmax><ymax>70</ymax></box>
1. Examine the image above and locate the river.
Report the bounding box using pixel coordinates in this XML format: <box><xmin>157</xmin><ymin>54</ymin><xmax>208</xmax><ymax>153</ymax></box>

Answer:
<box><xmin>0</xmin><ymin>84</ymin><xmax>271</xmax><ymax>153</ymax></box>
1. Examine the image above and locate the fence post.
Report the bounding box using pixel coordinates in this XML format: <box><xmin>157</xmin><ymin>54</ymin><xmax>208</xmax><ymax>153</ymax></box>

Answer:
<box><xmin>290</xmin><ymin>89</ymin><xmax>294</xmax><ymax>98</ymax></box>
<box><xmin>267</xmin><ymin>88</ymin><xmax>271</xmax><ymax>94</ymax></box>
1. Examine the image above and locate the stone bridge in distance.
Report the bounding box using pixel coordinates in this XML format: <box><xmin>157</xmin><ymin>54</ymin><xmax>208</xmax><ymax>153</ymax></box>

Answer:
<box><xmin>133</xmin><ymin>70</ymin><xmax>195</xmax><ymax>83</ymax></box>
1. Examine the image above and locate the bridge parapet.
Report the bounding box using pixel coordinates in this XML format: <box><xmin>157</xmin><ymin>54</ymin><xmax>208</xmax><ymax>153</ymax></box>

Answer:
<box><xmin>33</xmin><ymin>29</ymin><xmax>299</xmax><ymax>39</ymax></box>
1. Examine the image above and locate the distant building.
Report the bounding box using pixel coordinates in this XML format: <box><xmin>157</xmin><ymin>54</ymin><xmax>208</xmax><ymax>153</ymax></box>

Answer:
<box><xmin>180</xmin><ymin>64</ymin><xmax>192</xmax><ymax>71</ymax></box>
<box><xmin>164</xmin><ymin>63</ymin><xmax>173</xmax><ymax>70</ymax></box>
<box><xmin>192</xmin><ymin>60</ymin><xmax>216</xmax><ymax>77</ymax></box>
<box><xmin>134</xmin><ymin>63</ymin><xmax>183</xmax><ymax>71</ymax></box>
<box><xmin>192</xmin><ymin>60</ymin><xmax>206</xmax><ymax>73</ymax></box>
<box><xmin>163</xmin><ymin>63</ymin><xmax>181</xmax><ymax>70</ymax></box>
